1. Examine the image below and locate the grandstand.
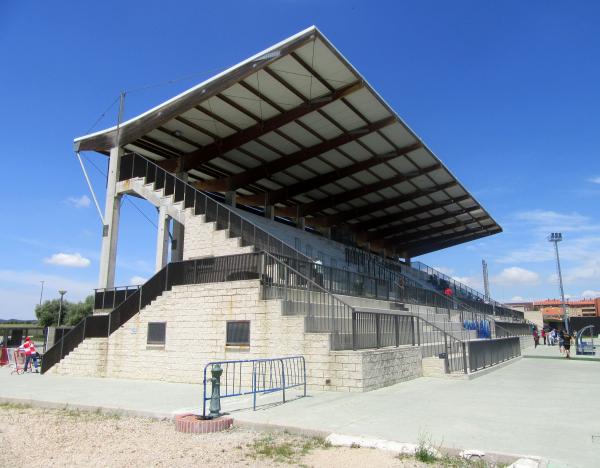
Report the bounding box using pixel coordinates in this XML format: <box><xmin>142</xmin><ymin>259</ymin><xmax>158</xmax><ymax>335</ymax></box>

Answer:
<box><xmin>42</xmin><ymin>26</ymin><xmax>532</xmax><ymax>390</ymax></box>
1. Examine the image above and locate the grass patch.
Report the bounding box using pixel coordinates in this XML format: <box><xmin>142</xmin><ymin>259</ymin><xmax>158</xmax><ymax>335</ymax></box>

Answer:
<box><xmin>414</xmin><ymin>434</ymin><xmax>438</xmax><ymax>464</ymax></box>
<box><xmin>0</xmin><ymin>402</ymin><xmax>32</xmax><ymax>410</ymax></box>
<box><xmin>248</xmin><ymin>434</ymin><xmax>331</xmax><ymax>463</ymax></box>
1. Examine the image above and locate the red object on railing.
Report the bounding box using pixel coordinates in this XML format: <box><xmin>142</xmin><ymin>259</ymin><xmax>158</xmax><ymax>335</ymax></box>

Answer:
<box><xmin>0</xmin><ymin>346</ymin><xmax>8</xmax><ymax>366</ymax></box>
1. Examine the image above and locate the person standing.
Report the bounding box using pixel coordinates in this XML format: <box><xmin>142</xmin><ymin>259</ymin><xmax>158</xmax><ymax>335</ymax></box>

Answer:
<box><xmin>19</xmin><ymin>336</ymin><xmax>39</xmax><ymax>373</ymax></box>
<box><xmin>558</xmin><ymin>329</ymin><xmax>565</xmax><ymax>354</ymax></box>
<box><xmin>541</xmin><ymin>328</ymin><xmax>547</xmax><ymax>345</ymax></box>
<box><xmin>533</xmin><ymin>329</ymin><xmax>540</xmax><ymax>348</ymax></box>
<box><xmin>563</xmin><ymin>331</ymin><xmax>572</xmax><ymax>358</ymax></box>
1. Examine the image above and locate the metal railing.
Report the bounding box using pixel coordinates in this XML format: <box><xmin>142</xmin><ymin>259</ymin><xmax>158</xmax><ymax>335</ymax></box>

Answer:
<box><xmin>42</xmin><ymin>253</ymin><xmax>263</xmax><ymax>373</ymax></box>
<box><xmin>94</xmin><ymin>285</ymin><xmax>140</xmax><ymax>310</ymax></box>
<box><xmin>41</xmin><ymin>315</ymin><xmax>108</xmax><ymax>373</ymax></box>
<box><xmin>467</xmin><ymin>337</ymin><xmax>521</xmax><ymax>372</ymax></box>
<box><xmin>351</xmin><ymin>310</ymin><xmax>468</xmax><ymax>374</ymax></box>
<box><xmin>202</xmin><ymin>356</ymin><xmax>306</xmax><ymax>415</ymax></box>
<box><xmin>411</xmin><ymin>261</ymin><xmax>524</xmax><ymax>320</ymax></box>
<box><xmin>118</xmin><ymin>152</ymin><xmax>310</xmax><ymax>263</ymax></box>
<box><xmin>261</xmin><ymin>252</ymin><xmax>358</xmax><ymax>350</ymax></box>
<box><xmin>494</xmin><ymin>322</ymin><xmax>532</xmax><ymax>338</ymax></box>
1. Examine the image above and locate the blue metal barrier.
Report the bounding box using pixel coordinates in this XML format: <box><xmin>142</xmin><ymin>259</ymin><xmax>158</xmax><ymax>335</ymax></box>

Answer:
<box><xmin>202</xmin><ymin>356</ymin><xmax>306</xmax><ymax>416</ymax></box>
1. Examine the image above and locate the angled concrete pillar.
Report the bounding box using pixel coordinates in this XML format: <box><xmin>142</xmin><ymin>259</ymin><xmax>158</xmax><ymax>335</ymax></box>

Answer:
<box><xmin>98</xmin><ymin>146</ymin><xmax>123</xmax><ymax>289</ymax></box>
<box><xmin>155</xmin><ymin>206</ymin><xmax>169</xmax><ymax>271</ymax></box>
<box><xmin>225</xmin><ymin>191</ymin><xmax>236</xmax><ymax>207</ymax></box>
<box><xmin>171</xmin><ymin>219</ymin><xmax>185</xmax><ymax>262</ymax></box>
<box><xmin>264</xmin><ymin>204</ymin><xmax>275</xmax><ymax>220</ymax></box>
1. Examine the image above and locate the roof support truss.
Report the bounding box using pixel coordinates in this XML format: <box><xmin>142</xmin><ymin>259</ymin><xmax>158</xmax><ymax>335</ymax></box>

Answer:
<box><xmin>237</xmin><ymin>143</ymin><xmax>422</xmax><ymax>206</ymax></box>
<box><xmin>276</xmin><ymin>162</ymin><xmax>443</xmax><ymax>218</ymax></box>
<box><xmin>196</xmin><ymin>116</ymin><xmax>396</xmax><ymax>192</ymax></box>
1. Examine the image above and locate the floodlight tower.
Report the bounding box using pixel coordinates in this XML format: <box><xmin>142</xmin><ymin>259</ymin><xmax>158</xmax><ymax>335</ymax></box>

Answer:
<box><xmin>548</xmin><ymin>233</ymin><xmax>569</xmax><ymax>333</ymax></box>
<box><xmin>482</xmin><ymin>259</ymin><xmax>495</xmax><ymax>315</ymax></box>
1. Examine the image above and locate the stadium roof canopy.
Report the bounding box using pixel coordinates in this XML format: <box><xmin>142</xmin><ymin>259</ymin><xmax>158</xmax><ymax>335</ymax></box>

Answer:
<box><xmin>74</xmin><ymin>26</ymin><xmax>501</xmax><ymax>257</ymax></box>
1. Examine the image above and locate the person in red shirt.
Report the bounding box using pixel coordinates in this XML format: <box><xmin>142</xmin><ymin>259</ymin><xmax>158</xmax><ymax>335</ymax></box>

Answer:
<box><xmin>541</xmin><ymin>328</ymin><xmax>547</xmax><ymax>345</ymax></box>
<box><xmin>19</xmin><ymin>337</ymin><xmax>39</xmax><ymax>373</ymax></box>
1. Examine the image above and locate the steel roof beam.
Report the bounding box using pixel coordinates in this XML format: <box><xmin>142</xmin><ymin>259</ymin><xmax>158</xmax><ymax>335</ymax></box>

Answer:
<box><xmin>196</xmin><ymin>116</ymin><xmax>395</xmax><ymax>192</ymax></box>
<box><xmin>275</xmin><ymin>161</ymin><xmax>442</xmax><ymax>218</ymax></box>
<box><xmin>309</xmin><ymin>181</ymin><xmax>459</xmax><ymax>227</ymax></box>
<box><xmin>405</xmin><ymin>228</ymin><xmax>501</xmax><ymax>257</ymax></box>
<box><xmin>366</xmin><ymin>209</ymin><xmax>485</xmax><ymax>243</ymax></box>
<box><xmin>158</xmin><ymin>81</ymin><xmax>364</xmax><ymax>172</ymax></box>
<box><xmin>385</xmin><ymin>225</ymin><xmax>499</xmax><ymax>252</ymax></box>
<box><xmin>356</xmin><ymin>194</ymin><xmax>472</xmax><ymax>232</ymax></box>
<box><xmin>237</xmin><ymin>143</ymin><xmax>422</xmax><ymax>206</ymax></box>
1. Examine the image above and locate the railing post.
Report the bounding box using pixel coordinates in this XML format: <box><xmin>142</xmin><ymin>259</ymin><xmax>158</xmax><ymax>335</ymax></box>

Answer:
<box><xmin>443</xmin><ymin>334</ymin><xmax>449</xmax><ymax>373</ymax></box>
<box><xmin>394</xmin><ymin>314</ymin><xmax>399</xmax><ymax>347</ymax></box>
<box><xmin>462</xmin><ymin>342</ymin><xmax>468</xmax><ymax>374</ymax></box>
<box><xmin>416</xmin><ymin>317</ymin><xmax>421</xmax><ymax>346</ymax></box>
<box><xmin>352</xmin><ymin>311</ymin><xmax>357</xmax><ymax>351</ymax></box>
<box><xmin>280</xmin><ymin>359</ymin><xmax>286</xmax><ymax>404</ymax></box>
<box><xmin>375</xmin><ymin>314</ymin><xmax>381</xmax><ymax>349</ymax></box>
<box><xmin>411</xmin><ymin>316</ymin><xmax>415</xmax><ymax>346</ymax></box>
<box><xmin>252</xmin><ymin>362</ymin><xmax>257</xmax><ymax>411</ymax></box>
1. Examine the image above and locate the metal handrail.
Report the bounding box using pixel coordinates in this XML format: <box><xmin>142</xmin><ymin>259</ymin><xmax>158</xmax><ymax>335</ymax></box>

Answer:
<box><xmin>120</xmin><ymin>152</ymin><xmax>311</xmax><ymax>263</ymax></box>
<box><xmin>411</xmin><ymin>260</ymin><xmax>523</xmax><ymax>317</ymax></box>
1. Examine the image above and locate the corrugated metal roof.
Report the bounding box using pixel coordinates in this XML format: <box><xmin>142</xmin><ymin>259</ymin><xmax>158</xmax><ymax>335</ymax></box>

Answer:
<box><xmin>74</xmin><ymin>26</ymin><xmax>501</xmax><ymax>257</ymax></box>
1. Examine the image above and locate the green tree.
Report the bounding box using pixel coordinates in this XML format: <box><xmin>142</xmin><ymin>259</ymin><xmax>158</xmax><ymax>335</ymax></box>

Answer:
<box><xmin>35</xmin><ymin>299</ymin><xmax>71</xmax><ymax>327</ymax></box>
<box><xmin>66</xmin><ymin>295</ymin><xmax>94</xmax><ymax>325</ymax></box>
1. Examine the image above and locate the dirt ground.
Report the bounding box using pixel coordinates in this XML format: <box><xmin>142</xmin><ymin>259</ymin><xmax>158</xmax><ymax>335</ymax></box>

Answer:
<box><xmin>0</xmin><ymin>405</ymin><xmax>436</xmax><ymax>468</ymax></box>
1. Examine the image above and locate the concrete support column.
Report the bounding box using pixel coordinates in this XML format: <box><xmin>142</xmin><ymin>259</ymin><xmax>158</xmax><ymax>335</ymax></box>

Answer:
<box><xmin>297</xmin><ymin>217</ymin><xmax>306</xmax><ymax>231</ymax></box>
<box><xmin>225</xmin><ymin>191</ymin><xmax>236</xmax><ymax>207</ymax></box>
<box><xmin>264</xmin><ymin>205</ymin><xmax>275</xmax><ymax>220</ymax></box>
<box><xmin>98</xmin><ymin>147</ymin><xmax>122</xmax><ymax>289</ymax></box>
<box><xmin>171</xmin><ymin>219</ymin><xmax>185</xmax><ymax>262</ymax></box>
<box><xmin>155</xmin><ymin>205</ymin><xmax>169</xmax><ymax>271</ymax></box>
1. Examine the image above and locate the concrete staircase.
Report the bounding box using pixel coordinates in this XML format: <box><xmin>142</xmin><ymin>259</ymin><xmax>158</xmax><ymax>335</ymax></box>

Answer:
<box><xmin>121</xmin><ymin>176</ymin><xmax>255</xmax><ymax>259</ymax></box>
<box><xmin>50</xmin><ymin>338</ymin><xmax>108</xmax><ymax>376</ymax></box>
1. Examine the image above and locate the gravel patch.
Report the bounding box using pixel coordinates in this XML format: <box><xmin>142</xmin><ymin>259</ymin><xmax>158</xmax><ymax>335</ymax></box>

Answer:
<box><xmin>0</xmin><ymin>405</ymin><xmax>438</xmax><ymax>467</ymax></box>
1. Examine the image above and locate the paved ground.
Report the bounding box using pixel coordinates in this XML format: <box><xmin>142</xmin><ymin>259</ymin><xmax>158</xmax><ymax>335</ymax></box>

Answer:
<box><xmin>1</xmin><ymin>354</ymin><xmax>599</xmax><ymax>467</ymax></box>
<box><xmin>522</xmin><ymin>342</ymin><xmax>599</xmax><ymax>360</ymax></box>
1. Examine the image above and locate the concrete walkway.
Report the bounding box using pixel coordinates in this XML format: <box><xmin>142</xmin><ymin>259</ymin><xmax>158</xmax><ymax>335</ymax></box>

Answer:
<box><xmin>523</xmin><ymin>342</ymin><xmax>599</xmax><ymax>360</ymax></box>
<box><xmin>1</xmin><ymin>357</ymin><xmax>598</xmax><ymax>467</ymax></box>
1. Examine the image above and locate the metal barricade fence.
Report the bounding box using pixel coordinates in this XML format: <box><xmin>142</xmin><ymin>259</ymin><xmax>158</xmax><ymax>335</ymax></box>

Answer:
<box><xmin>202</xmin><ymin>356</ymin><xmax>306</xmax><ymax>416</ymax></box>
<box><xmin>467</xmin><ymin>337</ymin><xmax>521</xmax><ymax>372</ymax></box>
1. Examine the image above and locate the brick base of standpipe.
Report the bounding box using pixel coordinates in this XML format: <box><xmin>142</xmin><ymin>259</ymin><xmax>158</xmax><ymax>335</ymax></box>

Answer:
<box><xmin>174</xmin><ymin>414</ymin><xmax>233</xmax><ymax>434</ymax></box>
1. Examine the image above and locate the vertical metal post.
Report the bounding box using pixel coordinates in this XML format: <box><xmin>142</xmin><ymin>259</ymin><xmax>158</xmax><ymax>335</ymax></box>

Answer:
<box><xmin>394</xmin><ymin>315</ymin><xmax>400</xmax><ymax>347</ymax></box>
<box><xmin>352</xmin><ymin>311</ymin><xmax>357</xmax><ymax>351</ymax></box>
<box><xmin>462</xmin><ymin>342</ymin><xmax>468</xmax><ymax>374</ymax></box>
<box><xmin>280</xmin><ymin>359</ymin><xmax>286</xmax><ymax>404</ymax></box>
<box><xmin>411</xmin><ymin>316</ymin><xmax>415</xmax><ymax>346</ymax></box>
<box><xmin>375</xmin><ymin>314</ymin><xmax>381</xmax><ymax>349</ymax></box>
<box><xmin>252</xmin><ymin>363</ymin><xmax>257</xmax><ymax>411</ymax></box>
<box><xmin>416</xmin><ymin>317</ymin><xmax>421</xmax><ymax>346</ymax></box>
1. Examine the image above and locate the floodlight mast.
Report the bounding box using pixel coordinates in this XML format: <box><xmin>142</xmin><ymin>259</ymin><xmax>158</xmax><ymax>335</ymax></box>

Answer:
<box><xmin>548</xmin><ymin>233</ymin><xmax>569</xmax><ymax>333</ymax></box>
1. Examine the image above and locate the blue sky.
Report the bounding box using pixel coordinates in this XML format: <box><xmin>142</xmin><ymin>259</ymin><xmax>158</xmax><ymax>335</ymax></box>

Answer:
<box><xmin>1</xmin><ymin>1</ymin><xmax>599</xmax><ymax>319</ymax></box>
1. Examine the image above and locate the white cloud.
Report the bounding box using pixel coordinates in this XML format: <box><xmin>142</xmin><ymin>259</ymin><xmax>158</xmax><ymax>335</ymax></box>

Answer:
<box><xmin>44</xmin><ymin>252</ymin><xmax>91</xmax><ymax>268</ymax></box>
<box><xmin>581</xmin><ymin>290</ymin><xmax>600</xmax><ymax>298</ymax></box>
<box><xmin>66</xmin><ymin>195</ymin><xmax>91</xmax><ymax>208</ymax></box>
<box><xmin>514</xmin><ymin>210</ymin><xmax>598</xmax><ymax>233</ymax></box>
<box><xmin>492</xmin><ymin>267</ymin><xmax>540</xmax><ymax>286</ymax></box>
<box><xmin>129</xmin><ymin>275</ymin><xmax>147</xmax><ymax>285</ymax></box>
<box><xmin>0</xmin><ymin>270</ymin><xmax>96</xmax><ymax>320</ymax></box>
<box><xmin>511</xmin><ymin>295</ymin><xmax>525</xmax><ymax>301</ymax></box>
<box><xmin>589</xmin><ymin>176</ymin><xmax>600</xmax><ymax>184</ymax></box>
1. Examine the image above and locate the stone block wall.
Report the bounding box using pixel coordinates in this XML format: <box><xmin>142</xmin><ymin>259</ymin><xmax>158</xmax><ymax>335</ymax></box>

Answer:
<box><xmin>182</xmin><ymin>212</ymin><xmax>254</xmax><ymax>260</ymax></box>
<box><xmin>52</xmin><ymin>280</ymin><xmax>424</xmax><ymax>392</ymax></box>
